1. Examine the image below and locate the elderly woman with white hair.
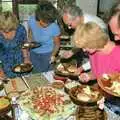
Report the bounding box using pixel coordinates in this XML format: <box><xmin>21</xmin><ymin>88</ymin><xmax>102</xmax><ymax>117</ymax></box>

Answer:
<box><xmin>0</xmin><ymin>11</ymin><xmax>30</xmax><ymax>79</ymax></box>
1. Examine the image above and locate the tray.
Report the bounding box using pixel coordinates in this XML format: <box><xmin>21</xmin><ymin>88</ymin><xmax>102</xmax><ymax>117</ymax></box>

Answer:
<box><xmin>22</xmin><ymin>42</ymin><xmax>41</xmax><ymax>49</ymax></box>
<box><xmin>4</xmin><ymin>77</ymin><xmax>28</xmax><ymax>98</ymax></box>
<box><xmin>54</xmin><ymin>63</ymin><xmax>79</xmax><ymax>80</ymax></box>
<box><xmin>69</xmin><ymin>85</ymin><xmax>102</xmax><ymax>106</ymax></box>
<box><xmin>12</xmin><ymin>63</ymin><xmax>33</xmax><ymax>73</ymax></box>
<box><xmin>97</xmin><ymin>73</ymin><xmax>120</xmax><ymax>98</ymax></box>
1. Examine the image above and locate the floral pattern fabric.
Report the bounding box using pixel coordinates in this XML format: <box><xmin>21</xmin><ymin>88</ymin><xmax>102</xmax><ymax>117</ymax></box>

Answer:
<box><xmin>0</xmin><ymin>24</ymin><xmax>27</xmax><ymax>78</ymax></box>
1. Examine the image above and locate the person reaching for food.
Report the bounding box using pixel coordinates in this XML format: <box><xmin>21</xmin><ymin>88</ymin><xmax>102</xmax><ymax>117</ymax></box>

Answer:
<box><xmin>0</xmin><ymin>11</ymin><xmax>30</xmax><ymax>79</ymax></box>
<box><xmin>73</xmin><ymin>22</ymin><xmax>120</xmax><ymax>118</ymax></box>
<box><xmin>61</xmin><ymin>4</ymin><xmax>108</xmax><ymax>72</ymax></box>
<box><xmin>28</xmin><ymin>1</ymin><xmax>61</xmax><ymax>72</ymax></box>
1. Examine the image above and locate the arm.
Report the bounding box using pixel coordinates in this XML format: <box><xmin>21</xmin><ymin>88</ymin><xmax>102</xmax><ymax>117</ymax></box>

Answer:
<box><xmin>50</xmin><ymin>35</ymin><xmax>61</xmax><ymax>62</ymax></box>
<box><xmin>22</xmin><ymin>48</ymin><xmax>31</xmax><ymax>64</ymax></box>
<box><xmin>28</xmin><ymin>27</ymin><xmax>33</xmax><ymax>42</ymax></box>
<box><xmin>79</xmin><ymin>71</ymin><xmax>96</xmax><ymax>83</ymax></box>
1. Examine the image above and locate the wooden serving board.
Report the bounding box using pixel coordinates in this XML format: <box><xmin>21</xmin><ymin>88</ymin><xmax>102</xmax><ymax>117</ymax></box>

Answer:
<box><xmin>4</xmin><ymin>77</ymin><xmax>28</xmax><ymax>95</ymax></box>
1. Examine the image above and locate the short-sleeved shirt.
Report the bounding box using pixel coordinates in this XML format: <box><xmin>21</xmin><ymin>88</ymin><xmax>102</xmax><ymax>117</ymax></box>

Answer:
<box><xmin>89</xmin><ymin>45</ymin><xmax>120</xmax><ymax>78</ymax></box>
<box><xmin>83</xmin><ymin>13</ymin><xmax>107</xmax><ymax>31</ymax></box>
<box><xmin>28</xmin><ymin>16</ymin><xmax>61</xmax><ymax>53</ymax></box>
<box><xmin>0</xmin><ymin>24</ymin><xmax>27</xmax><ymax>78</ymax></box>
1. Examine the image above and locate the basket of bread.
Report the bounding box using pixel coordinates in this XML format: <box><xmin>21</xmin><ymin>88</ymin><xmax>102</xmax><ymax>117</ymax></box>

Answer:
<box><xmin>69</xmin><ymin>85</ymin><xmax>102</xmax><ymax>106</ymax></box>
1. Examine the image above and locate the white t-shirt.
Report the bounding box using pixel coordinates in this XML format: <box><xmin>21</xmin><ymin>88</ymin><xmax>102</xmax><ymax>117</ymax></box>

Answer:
<box><xmin>83</xmin><ymin>13</ymin><xmax>107</xmax><ymax>31</ymax></box>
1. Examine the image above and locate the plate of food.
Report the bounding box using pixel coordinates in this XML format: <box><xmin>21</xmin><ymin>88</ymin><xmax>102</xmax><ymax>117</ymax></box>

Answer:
<box><xmin>69</xmin><ymin>85</ymin><xmax>102</xmax><ymax>106</ymax></box>
<box><xmin>64</xmin><ymin>81</ymin><xmax>81</xmax><ymax>93</ymax></box>
<box><xmin>13</xmin><ymin>63</ymin><xmax>33</xmax><ymax>73</ymax></box>
<box><xmin>51</xmin><ymin>81</ymin><xmax>64</xmax><ymax>89</ymax></box>
<box><xmin>97</xmin><ymin>73</ymin><xmax>120</xmax><ymax>97</ymax></box>
<box><xmin>18</xmin><ymin>86</ymin><xmax>76</xmax><ymax>120</ymax></box>
<box><xmin>55</xmin><ymin>63</ymin><xmax>79</xmax><ymax>77</ymax></box>
<box><xmin>22</xmin><ymin>42</ymin><xmax>41</xmax><ymax>49</ymax></box>
<box><xmin>0</xmin><ymin>96</ymin><xmax>11</xmax><ymax>114</ymax></box>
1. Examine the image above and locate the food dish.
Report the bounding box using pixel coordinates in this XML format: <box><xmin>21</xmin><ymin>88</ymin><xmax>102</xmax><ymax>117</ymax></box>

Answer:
<box><xmin>18</xmin><ymin>86</ymin><xmax>76</xmax><ymax>120</ymax></box>
<box><xmin>53</xmin><ymin>75</ymin><xmax>67</xmax><ymax>82</ymax></box>
<box><xmin>55</xmin><ymin>63</ymin><xmax>79</xmax><ymax>77</ymax></box>
<box><xmin>97</xmin><ymin>73</ymin><xmax>120</xmax><ymax>97</ymax></box>
<box><xmin>67</xmin><ymin>65</ymin><xmax>78</xmax><ymax>73</ymax></box>
<box><xmin>64</xmin><ymin>81</ymin><xmax>81</xmax><ymax>93</ymax></box>
<box><xmin>69</xmin><ymin>85</ymin><xmax>102</xmax><ymax>105</ymax></box>
<box><xmin>22</xmin><ymin>42</ymin><xmax>41</xmax><ymax>49</ymax></box>
<box><xmin>0</xmin><ymin>96</ymin><xmax>11</xmax><ymax>114</ymax></box>
<box><xmin>51</xmin><ymin>81</ymin><xmax>64</xmax><ymax>89</ymax></box>
<box><xmin>13</xmin><ymin>63</ymin><xmax>33</xmax><ymax>73</ymax></box>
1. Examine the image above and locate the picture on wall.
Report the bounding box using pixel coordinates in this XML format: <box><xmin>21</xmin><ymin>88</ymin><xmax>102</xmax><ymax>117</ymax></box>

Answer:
<box><xmin>0</xmin><ymin>0</ymin><xmax>12</xmax><ymax>12</ymax></box>
<box><xmin>18</xmin><ymin>4</ymin><xmax>37</xmax><ymax>22</ymax></box>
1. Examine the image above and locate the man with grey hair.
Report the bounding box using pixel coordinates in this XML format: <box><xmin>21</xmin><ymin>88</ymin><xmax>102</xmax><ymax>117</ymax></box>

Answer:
<box><xmin>61</xmin><ymin>4</ymin><xmax>107</xmax><ymax>72</ymax></box>
<box><xmin>62</xmin><ymin>4</ymin><xmax>107</xmax><ymax>30</ymax></box>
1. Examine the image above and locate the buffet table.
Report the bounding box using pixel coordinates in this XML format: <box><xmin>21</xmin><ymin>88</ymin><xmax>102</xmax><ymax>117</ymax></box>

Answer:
<box><xmin>1</xmin><ymin>71</ymin><xmax>120</xmax><ymax>120</ymax></box>
<box><xmin>1</xmin><ymin>71</ymin><xmax>77</xmax><ymax>120</ymax></box>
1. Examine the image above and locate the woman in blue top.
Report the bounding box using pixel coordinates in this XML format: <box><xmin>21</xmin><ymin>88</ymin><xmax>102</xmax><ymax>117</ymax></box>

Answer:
<box><xmin>28</xmin><ymin>1</ymin><xmax>61</xmax><ymax>72</ymax></box>
<box><xmin>0</xmin><ymin>11</ymin><xmax>30</xmax><ymax>78</ymax></box>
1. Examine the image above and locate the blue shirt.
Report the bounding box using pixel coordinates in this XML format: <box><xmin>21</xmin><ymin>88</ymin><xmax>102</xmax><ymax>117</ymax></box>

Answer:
<box><xmin>28</xmin><ymin>16</ymin><xmax>60</xmax><ymax>53</ymax></box>
<box><xmin>0</xmin><ymin>24</ymin><xmax>27</xmax><ymax>78</ymax></box>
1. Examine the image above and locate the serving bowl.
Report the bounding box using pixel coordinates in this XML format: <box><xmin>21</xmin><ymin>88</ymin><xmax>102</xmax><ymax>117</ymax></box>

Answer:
<box><xmin>54</xmin><ymin>63</ymin><xmax>79</xmax><ymax>80</ymax></box>
<box><xmin>12</xmin><ymin>63</ymin><xmax>33</xmax><ymax>73</ymax></box>
<box><xmin>97</xmin><ymin>73</ymin><xmax>120</xmax><ymax>98</ymax></box>
<box><xmin>22</xmin><ymin>41</ymin><xmax>41</xmax><ymax>49</ymax></box>
<box><xmin>0</xmin><ymin>96</ymin><xmax>11</xmax><ymax>115</ymax></box>
<box><xmin>64</xmin><ymin>81</ymin><xmax>81</xmax><ymax>94</ymax></box>
<box><xmin>69</xmin><ymin>85</ymin><xmax>102</xmax><ymax>106</ymax></box>
<box><xmin>51</xmin><ymin>81</ymin><xmax>64</xmax><ymax>89</ymax></box>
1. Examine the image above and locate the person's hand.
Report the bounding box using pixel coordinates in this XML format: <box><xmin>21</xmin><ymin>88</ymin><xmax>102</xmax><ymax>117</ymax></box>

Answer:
<box><xmin>79</xmin><ymin>73</ymin><xmax>90</xmax><ymax>83</ymax></box>
<box><xmin>24</xmin><ymin>57</ymin><xmax>31</xmax><ymax>64</ymax></box>
<box><xmin>50</xmin><ymin>56</ymin><xmax>56</xmax><ymax>64</ymax></box>
<box><xmin>60</xmin><ymin>50</ymin><xmax>73</xmax><ymax>59</ymax></box>
<box><xmin>97</xmin><ymin>97</ymin><xmax>105</xmax><ymax>110</ymax></box>
<box><xmin>74</xmin><ymin>67</ymin><xmax>84</xmax><ymax>75</ymax></box>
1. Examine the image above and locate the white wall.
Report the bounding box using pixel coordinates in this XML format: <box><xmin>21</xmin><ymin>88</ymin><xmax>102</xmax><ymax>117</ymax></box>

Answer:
<box><xmin>99</xmin><ymin>0</ymin><xmax>117</xmax><ymax>12</ymax></box>
<box><xmin>76</xmin><ymin>0</ymin><xmax>98</xmax><ymax>15</ymax></box>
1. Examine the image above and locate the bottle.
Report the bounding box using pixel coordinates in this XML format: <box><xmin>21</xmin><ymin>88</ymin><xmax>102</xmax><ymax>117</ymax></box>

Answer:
<box><xmin>12</xmin><ymin>97</ymin><xmax>19</xmax><ymax>120</ymax></box>
<box><xmin>12</xmin><ymin>97</ymin><xmax>31</xmax><ymax>120</ymax></box>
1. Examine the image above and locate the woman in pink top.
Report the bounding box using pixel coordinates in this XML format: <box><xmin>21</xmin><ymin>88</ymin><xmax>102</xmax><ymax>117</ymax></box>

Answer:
<box><xmin>73</xmin><ymin>22</ymin><xmax>120</xmax><ymax>81</ymax></box>
<box><xmin>73</xmin><ymin>22</ymin><xmax>120</xmax><ymax>116</ymax></box>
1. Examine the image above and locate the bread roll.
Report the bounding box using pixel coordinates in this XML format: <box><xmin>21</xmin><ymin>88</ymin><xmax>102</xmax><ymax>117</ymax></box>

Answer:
<box><xmin>14</xmin><ymin>66</ymin><xmax>21</xmax><ymax>72</ymax></box>
<box><xmin>77</xmin><ymin>93</ymin><xmax>90</xmax><ymax>102</ymax></box>
<box><xmin>67</xmin><ymin>65</ymin><xmax>77</xmax><ymax>73</ymax></box>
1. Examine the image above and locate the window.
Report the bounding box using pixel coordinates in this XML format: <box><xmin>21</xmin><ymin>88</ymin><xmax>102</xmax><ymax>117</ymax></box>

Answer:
<box><xmin>18</xmin><ymin>4</ymin><xmax>37</xmax><ymax>22</ymax></box>
<box><xmin>12</xmin><ymin>0</ymin><xmax>39</xmax><ymax>20</ymax></box>
<box><xmin>0</xmin><ymin>0</ymin><xmax>13</xmax><ymax>12</ymax></box>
